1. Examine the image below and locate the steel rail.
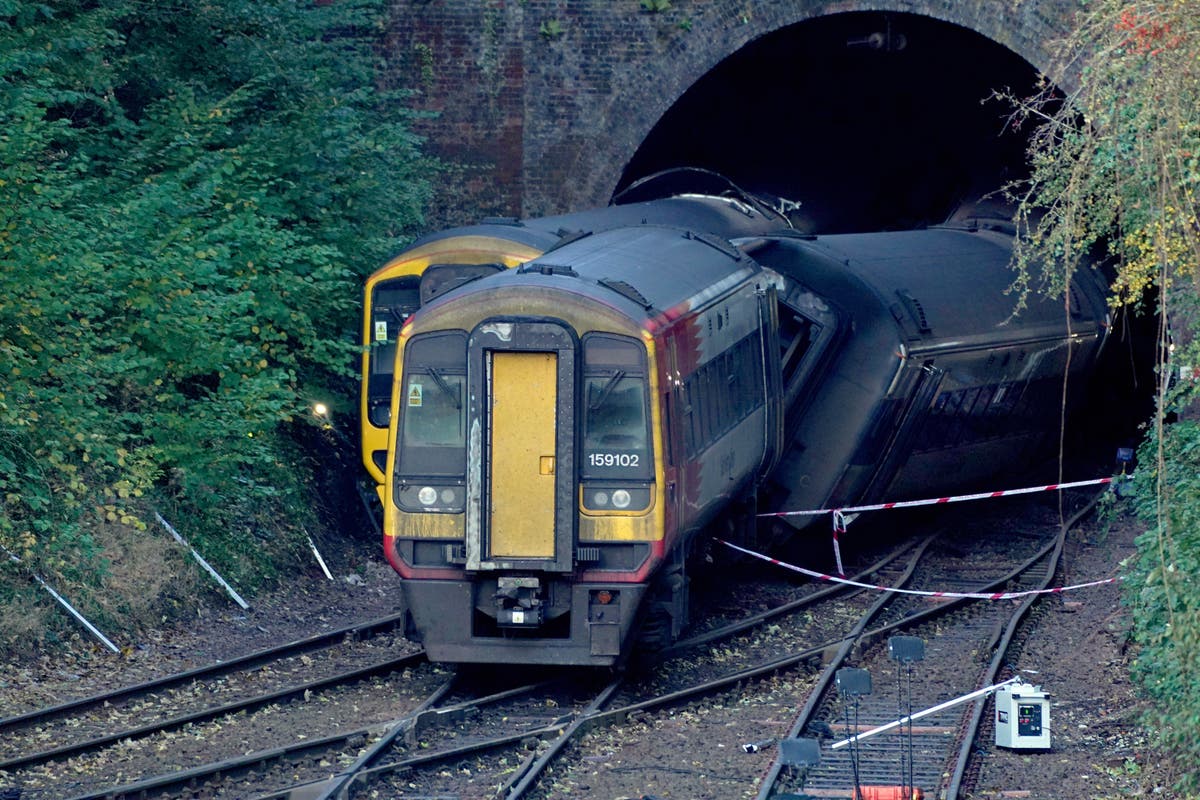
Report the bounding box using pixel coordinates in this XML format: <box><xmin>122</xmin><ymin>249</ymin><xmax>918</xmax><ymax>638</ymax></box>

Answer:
<box><xmin>265</xmin><ymin>545</ymin><xmax>926</xmax><ymax>800</ymax></box>
<box><xmin>0</xmin><ymin>650</ymin><xmax>426</xmax><ymax>772</ymax></box>
<box><xmin>500</xmin><ymin>675</ymin><xmax>626</xmax><ymax>799</ymax></box>
<box><xmin>753</xmin><ymin>520</ymin><xmax>1069</xmax><ymax>799</ymax></box>
<box><xmin>752</xmin><ymin>534</ymin><xmax>935</xmax><ymax>800</ymax></box>
<box><xmin>61</xmin><ymin>677</ymin><xmax>483</xmax><ymax>800</ymax></box>
<box><xmin>258</xmin><ymin>527</ymin><xmax>1043</xmax><ymax>800</ymax></box>
<box><xmin>306</xmin><ymin>678</ymin><xmax>555</xmax><ymax>800</ymax></box>
<box><xmin>941</xmin><ymin>492</ymin><xmax>1105</xmax><ymax>799</ymax></box>
<box><xmin>0</xmin><ymin>611</ymin><xmax>409</xmax><ymax>734</ymax></box>
<box><xmin>663</xmin><ymin>538</ymin><xmax>919</xmax><ymax>656</ymax></box>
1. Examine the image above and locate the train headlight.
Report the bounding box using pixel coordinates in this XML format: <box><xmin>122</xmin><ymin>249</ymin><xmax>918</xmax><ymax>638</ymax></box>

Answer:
<box><xmin>581</xmin><ymin>484</ymin><xmax>652</xmax><ymax>512</ymax></box>
<box><xmin>397</xmin><ymin>483</ymin><xmax>465</xmax><ymax>513</ymax></box>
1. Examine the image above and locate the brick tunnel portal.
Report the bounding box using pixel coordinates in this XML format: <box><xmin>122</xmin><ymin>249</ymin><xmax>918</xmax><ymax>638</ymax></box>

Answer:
<box><xmin>616</xmin><ymin>11</ymin><xmax>1044</xmax><ymax>234</ymax></box>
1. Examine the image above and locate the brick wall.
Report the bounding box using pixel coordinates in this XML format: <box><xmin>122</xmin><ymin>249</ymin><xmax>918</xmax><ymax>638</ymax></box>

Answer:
<box><xmin>385</xmin><ymin>0</ymin><xmax>1078</xmax><ymax>228</ymax></box>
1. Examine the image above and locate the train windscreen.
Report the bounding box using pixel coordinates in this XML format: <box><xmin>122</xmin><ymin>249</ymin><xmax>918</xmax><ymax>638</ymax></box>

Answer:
<box><xmin>368</xmin><ymin>276</ymin><xmax>421</xmax><ymax>426</ymax></box>
<box><xmin>581</xmin><ymin>335</ymin><xmax>653</xmax><ymax>481</ymax></box>
<box><xmin>396</xmin><ymin>331</ymin><xmax>468</xmax><ymax>477</ymax></box>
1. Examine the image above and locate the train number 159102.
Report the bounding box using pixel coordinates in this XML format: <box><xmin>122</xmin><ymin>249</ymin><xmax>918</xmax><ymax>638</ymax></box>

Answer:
<box><xmin>587</xmin><ymin>452</ymin><xmax>640</xmax><ymax>468</ymax></box>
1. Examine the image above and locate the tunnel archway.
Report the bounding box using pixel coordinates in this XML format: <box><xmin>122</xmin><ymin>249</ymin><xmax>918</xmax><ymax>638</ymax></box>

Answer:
<box><xmin>605</xmin><ymin>12</ymin><xmax>1048</xmax><ymax>233</ymax></box>
<box><xmin>552</xmin><ymin>11</ymin><xmax>1051</xmax><ymax>235</ymax></box>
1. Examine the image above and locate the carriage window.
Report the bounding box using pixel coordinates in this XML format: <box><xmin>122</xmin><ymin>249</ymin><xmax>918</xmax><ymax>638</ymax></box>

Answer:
<box><xmin>582</xmin><ymin>335</ymin><xmax>653</xmax><ymax>479</ymax></box>
<box><xmin>397</xmin><ymin>331</ymin><xmax>467</xmax><ymax>477</ymax></box>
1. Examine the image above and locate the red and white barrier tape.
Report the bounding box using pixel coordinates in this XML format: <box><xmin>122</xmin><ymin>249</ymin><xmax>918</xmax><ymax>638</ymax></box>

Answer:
<box><xmin>758</xmin><ymin>477</ymin><xmax>1114</xmax><ymax>519</ymax></box>
<box><xmin>715</xmin><ymin>537</ymin><xmax>1119</xmax><ymax>600</ymax></box>
<box><xmin>758</xmin><ymin>476</ymin><xmax>1115</xmax><ymax>575</ymax></box>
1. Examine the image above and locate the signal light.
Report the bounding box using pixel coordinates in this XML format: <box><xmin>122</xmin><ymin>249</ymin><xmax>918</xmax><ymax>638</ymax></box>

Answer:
<box><xmin>595</xmin><ymin>590</ymin><xmax>614</xmax><ymax>605</ymax></box>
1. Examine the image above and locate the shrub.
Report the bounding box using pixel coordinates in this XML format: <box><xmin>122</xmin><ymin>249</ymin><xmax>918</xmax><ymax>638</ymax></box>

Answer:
<box><xmin>0</xmin><ymin>0</ymin><xmax>432</xmax><ymax>643</ymax></box>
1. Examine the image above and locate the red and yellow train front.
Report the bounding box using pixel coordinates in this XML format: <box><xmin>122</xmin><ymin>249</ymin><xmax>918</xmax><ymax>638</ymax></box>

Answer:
<box><xmin>383</xmin><ymin>292</ymin><xmax>667</xmax><ymax>666</ymax></box>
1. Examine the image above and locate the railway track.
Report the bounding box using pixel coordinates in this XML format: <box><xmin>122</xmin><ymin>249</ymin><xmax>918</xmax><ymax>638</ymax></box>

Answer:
<box><xmin>247</xmin><ymin>537</ymin><xmax>934</xmax><ymax>799</ymax></box>
<box><xmin>757</xmin><ymin>493</ymin><xmax>1103</xmax><ymax>800</ymax></box>
<box><xmin>2</xmin><ymin>535</ymin><xmax>912</xmax><ymax>799</ymax></box>
<box><xmin>0</xmin><ymin>492</ymin><xmax>1107</xmax><ymax>799</ymax></box>
<box><xmin>0</xmin><ymin>612</ymin><xmax>429</xmax><ymax>799</ymax></box>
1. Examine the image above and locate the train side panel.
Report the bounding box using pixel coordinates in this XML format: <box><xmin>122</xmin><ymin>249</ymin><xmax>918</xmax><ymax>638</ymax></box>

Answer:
<box><xmin>754</xmin><ymin>227</ymin><xmax>1110</xmax><ymax>522</ymax></box>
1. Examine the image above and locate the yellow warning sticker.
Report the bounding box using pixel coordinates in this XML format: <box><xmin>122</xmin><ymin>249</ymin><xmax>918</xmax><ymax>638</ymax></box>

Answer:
<box><xmin>408</xmin><ymin>382</ymin><xmax>423</xmax><ymax>407</ymax></box>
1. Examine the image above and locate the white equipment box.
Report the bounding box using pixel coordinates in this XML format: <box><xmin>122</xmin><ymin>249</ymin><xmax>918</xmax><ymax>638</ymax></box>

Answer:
<box><xmin>995</xmin><ymin>680</ymin><xmax>1050</xmax><ymax>749</ymax></box>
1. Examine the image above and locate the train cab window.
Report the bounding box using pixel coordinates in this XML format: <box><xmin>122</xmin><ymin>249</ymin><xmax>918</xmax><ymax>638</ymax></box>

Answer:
<box><xmin>397</xmin><ymin>331</ymin><xmax>467</xmax><ymax>477</ymax></box>
<box><xmin>367</xmin><ymin>276</ymin><xmax>421</xmax><ymax>427</ymax></box>
<box><xmin>581</xmin><ymin>335</ymin><xmax>653</xmax><ymax>480</ymax></box>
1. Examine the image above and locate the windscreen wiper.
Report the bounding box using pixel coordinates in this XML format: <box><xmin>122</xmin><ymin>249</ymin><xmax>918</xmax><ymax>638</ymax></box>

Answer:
<box><xmin>588</xmin><ymin>369</ymin><xmax>625</xmax><ymax>411</ymax></box>
<box><xmin>427</xmin><ymin>368</ymin><xmax>461</xmax><ymax>409</ymax></box>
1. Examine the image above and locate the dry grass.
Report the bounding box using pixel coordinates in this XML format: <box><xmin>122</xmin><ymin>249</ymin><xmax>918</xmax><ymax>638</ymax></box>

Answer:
<box><xmin>0</xmin><ymin>521</ymin><xmax>206</xmax><ymax>657</ymax></box>
<box><xmin>90</xmin><ymin>521</ymin><xmax>204</xmax><ymax>631</ymax></box>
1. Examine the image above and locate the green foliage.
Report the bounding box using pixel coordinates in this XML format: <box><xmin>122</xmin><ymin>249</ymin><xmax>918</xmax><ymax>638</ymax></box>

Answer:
<box><xmin>539</xmin><ymin>19</ymin><xmax>564</xmax><ymax>40</ymax></box>
<box><xmin>1122</xmin><ymin>419</ymin><xmax>1200</xmax><ymax>790</ymax></box>
<box><xmin>640</xmin><ymin>0</ymin><xmax>673</xmax><ymax>12</ymax></box>
<box><xmin>1</xmin><ymin>0</ymin><xmax>432</xmax><ymax>628</ymax></box>
<box><xmin>1007</xmin><ymin>1</ymin><xmax>1200</xmax><ymax>790</ymax></box>
<box><xmin>1007</xmin><ymin>1</ymin><xmax>1200</xmax><ymax>310</ymax></box>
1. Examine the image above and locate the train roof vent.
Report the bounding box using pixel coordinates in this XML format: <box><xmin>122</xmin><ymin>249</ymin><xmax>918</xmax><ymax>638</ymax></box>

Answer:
<box><xmin>684</xmin><ymin>230</ymin><xmax>744</xmax><ymax>260</ymax></box>
<box><xmin>517</xmin><ymin>262</ymin><xmax>578</xmax><ymax>277</ymax></box>
<box><xmin>893</xmin><ymin>289</ymin><xmax>932</xmax><ymax>337</ymax></box>
<box><xmin>540</xmin><ymin>228</ymin><xmax>594</xmax><ymax>255</ymax></box>
<box><xmin>598</xmin><ymin>278</ymin><xmax>655</xmax><ymax>311</ymax></box>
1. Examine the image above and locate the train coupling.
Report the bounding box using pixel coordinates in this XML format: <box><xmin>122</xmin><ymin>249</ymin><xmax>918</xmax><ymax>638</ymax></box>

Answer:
<box><xmin>494</xmin><ymin>576</ymin><xmax>544</xmax><ymax>627</ymax></box>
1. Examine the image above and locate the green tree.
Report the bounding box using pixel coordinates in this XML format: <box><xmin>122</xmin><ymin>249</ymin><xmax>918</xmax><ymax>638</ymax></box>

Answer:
<box><xmin>1008</xmin><ymin>1</ymin><xmax>1199</xmax><ymax>789</ymax></box>
<box><xmin>1</xmin><ymin>0</ymin><xmax>431</xmax><ymax>641</ymax></box>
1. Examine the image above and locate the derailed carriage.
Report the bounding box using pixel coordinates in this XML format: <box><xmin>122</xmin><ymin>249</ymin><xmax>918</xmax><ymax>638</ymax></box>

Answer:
<box><xmin>380</xmin><ymin>218</ymin><xmax>1109</xmax><ymax>666</ymax></box>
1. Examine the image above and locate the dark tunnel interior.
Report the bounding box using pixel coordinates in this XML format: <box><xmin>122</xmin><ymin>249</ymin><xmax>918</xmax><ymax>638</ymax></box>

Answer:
<box><xmin>616</xmin><ymin>12</ymin><xmax>1047</xmax><ymax>234</ymax></box>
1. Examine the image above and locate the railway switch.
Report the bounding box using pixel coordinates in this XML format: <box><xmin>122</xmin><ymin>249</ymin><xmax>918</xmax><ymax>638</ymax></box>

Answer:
<box><xmin>994</xmin><ymin>680</ymin><xmax>1050</xmax><ymax>749</ymax></box>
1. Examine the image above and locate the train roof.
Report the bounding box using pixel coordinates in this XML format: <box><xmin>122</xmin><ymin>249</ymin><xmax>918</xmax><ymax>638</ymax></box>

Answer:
<box><xmin>404</xmin><ymin>194</ymin><xmax>787</xmax><ymax>256</ymax></box>
<box><xmin>750</xmin><ymin>227</ymin><xmax>1109</xmax><ymax>348</ymax></box>
<box><xmin>422</xmin><ymin>224</ymin><xmax>760</xmax><ymax>322</ymax></box>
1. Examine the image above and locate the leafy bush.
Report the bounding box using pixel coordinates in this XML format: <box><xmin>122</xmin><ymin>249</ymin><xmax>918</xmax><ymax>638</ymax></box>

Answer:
<box><xmin>1</xmin><ymin>0</ymin><xmax>431</xmax><ymax>641</ymax></box>
<box><xmin>1007</xmin><ymin>1</ymin><xmax>1200</xmax><ymax>790</ymax></box>
<box><xmin>1123</xmin><ymin>419</ymin><xmax>1200</xmax><ymax>788</ymax></box>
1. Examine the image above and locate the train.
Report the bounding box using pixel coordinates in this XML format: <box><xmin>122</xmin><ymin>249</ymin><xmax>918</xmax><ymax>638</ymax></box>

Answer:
<box><xmin>360</xmin><ymin>169</ymin><xmax>792</xmax><ymax>495</ymax></box>
<box><xmin>368</xmin><ymin>199</ymin><xmax>1111</xmax><ymax>667</ymax></box>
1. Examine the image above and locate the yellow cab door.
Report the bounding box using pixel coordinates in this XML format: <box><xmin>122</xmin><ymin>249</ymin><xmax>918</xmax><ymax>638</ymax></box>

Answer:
<box><xmin>489</xmin><ymin>351</ymin><xmax>558</xmax><ymax>558</ymax></box>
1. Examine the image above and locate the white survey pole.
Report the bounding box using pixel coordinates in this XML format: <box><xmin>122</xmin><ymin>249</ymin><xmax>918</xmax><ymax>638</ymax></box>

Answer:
<box><xmin>830</xmin><ymin>677</ymin><xmax>1020</xmax><ymax>750</ymax></box>
<box><xmin>155</xmin><ymin>512</ymin><xmax>250</xmax><ymax>610</ymax></box>
<box><xmin>2</xmin><ymin>545</ymin><xmax>120</xmax><ymax>654</ymax></box>
<box><xmin>307</xmin><ymin>534</ymin><xmax>334</xmax><ymax>580</ymax></box>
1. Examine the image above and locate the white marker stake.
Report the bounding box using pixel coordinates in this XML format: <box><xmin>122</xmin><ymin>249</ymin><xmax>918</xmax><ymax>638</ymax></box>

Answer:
<box><xmin>155</xmin><ymin>513</ymin><xmax>250</xmax><ymax>610</ymax></box>
<box><xmin>2</xmin><ymin>546</ymin><xmax>120</xmax><ymax>654</ymax></box>
<box><xmin>307</xmin><ymin>535</ymin><xmax>334</xmax><ymax>580</ymax></box>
